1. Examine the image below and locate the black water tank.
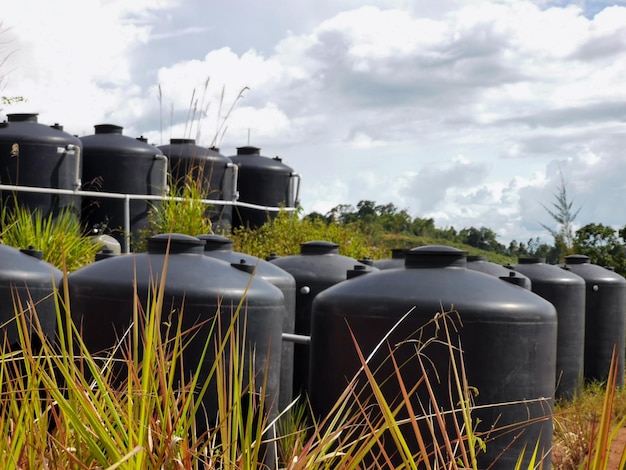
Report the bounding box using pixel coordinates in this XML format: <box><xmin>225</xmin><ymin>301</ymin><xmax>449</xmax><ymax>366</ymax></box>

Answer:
<box><xmin>158</xmin><ymin>139</ymin><xmax>236</xmax><ymax>230</ymax></box>
<box><xmin>198</xmin><ymin>234</ymin><xmax>296</xmax><ymax>411</ymax></box>
<box><xmin>512</xmin><ymin>257</ymin><xmax>586</xmax><ymax>400</ymax></box>
<box><xmin>80</xmin><ymin>124</ymin><xmax>167</xmax><ymax>251</ymax></box>
<box><xmin>269</xmin><ymin>241</ymin><xmax>377</xmax><ymax>398</ymax></box>
<box><xmin>467</xmin><ymin>255</ymin><xmax>531</xmax><ymax>289</ymax></box>
<box><xmin>0</xmin><ymin>243</ymin><xmax>62</xmax><ymax>347</ymax></box>
<box><xmin>564</xmin><ymin>255</ymin><xmax>626</xmax><ymax>387</ymax></box>
<box><xmin>67</xmin><ymin>234</ymin><xmax>284</xmax><ymax>437</ymax></box>
<box><xmin>310</xmin><ymin>246</ymin><xmax>557</xmax><ymax>469</ymax></box>
<box><xmin>372</xmin><ymin>248</ymin><xmax>406</xmax><ymax>270</ymax></box>
<box><xmin>0</xmin><ymin>113</ymin><xmax>81</xmax><ymax>217</ymax></box>
<box><xmin>227</xmin><ymin>146</ymin><xmax>298</xmax><ymax>228</ymax></box>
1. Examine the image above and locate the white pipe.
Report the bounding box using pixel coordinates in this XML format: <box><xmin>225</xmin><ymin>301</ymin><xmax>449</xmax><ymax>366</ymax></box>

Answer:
<box><xmin>282</xmin><ymin>333</ymin><xmax>310</xmax><ymax>345</ymax></box>
<box><xmin>289</xmin><ymin>172</ymin><xmax>301</xmax><ymax>207</ymax></box>
<box><xmin>124</xmin><ymin>195</ymin><xmax>131</xmax><ymax>253</ymax></box>
<box><xmin>226</xmin><ymin>162</ymin><xmax>239</xmax><ymax>201</ymax></box>
<box><xmin>153</xmin><ymin>154</ymin><xmax>169</xmax><ymax>195</ymax></box>
<box><xmin>66</xmin><ymin>144</ymin><xmax>81</xmax><ymax>190</ymax></box>
<box><xmin>0</xmin><ymin>183</ymin><xmax>298</xmax><ymax>212</ymax></box>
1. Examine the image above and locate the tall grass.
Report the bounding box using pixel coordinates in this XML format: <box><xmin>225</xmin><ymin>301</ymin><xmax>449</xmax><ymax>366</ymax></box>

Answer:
<box><xmin>0</xmin><ymin>251</ymin><xmax>623</xmax><ymax>468</ymax></box>
<box><xmin>0</xmin><ymin>204</ymin><xmax>101</xmax><ymax>270</ymax></box>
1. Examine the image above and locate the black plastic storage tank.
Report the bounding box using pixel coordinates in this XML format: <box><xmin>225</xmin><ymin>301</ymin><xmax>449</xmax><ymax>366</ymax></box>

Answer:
<box><xmin>227</xmin><ymin>146</ymin><xmax>299</xmax><ymax>228</ymax></box>
<box><xmin>269</xmin><ymin>240</ymin><xmax>377</xmax><ymax>398</ymax></box>
<box><xmin>310</xmin><ymin>246</ymin><xmax>557</xmax><ymax>469</ymax></box>
<box><xmin>198</xmin><ymin>234</ymin><xmax>296</xmax><ymax>412</ymax></box>
<box><xmin>157</xmin><ymin>139</ymin><xmax>237</xmax><ymax>231</ymax></box>
<box><xmin>564</xmin><ymin>255</ymin><xmax>626</xmax><ymax>387</ymax></box>
<box><xmin>512</xmin><ymin>257</ymin><xmax>586</xmax><ymax>400</ymax></box>
<box><xmin>0</xmin><ymin>113</ymin><xmax>82</xmax><ymax>217</ymax></box>
<box><xmin>0</xmin><ymin>243</ymin><xmax>62</xmax><ymax>348</ymax></box>
<box><xmin>80</xmin><ymin>124</ymin><xmax>168</xmax><ymax>252</ymax></box>
<box><xmin>372</xmin><ymin>248</ymin><xmax>406</xmax><ymax>270</ymax></box>
<box><xmin>467</xmin><ymin>255</ymin><xmax>531</xmax><ymax>289</ymax></box>
<box><xmin>66</xmin><ymin>234</ymin><xmax>284</xmax><ymax>462</ymax></box>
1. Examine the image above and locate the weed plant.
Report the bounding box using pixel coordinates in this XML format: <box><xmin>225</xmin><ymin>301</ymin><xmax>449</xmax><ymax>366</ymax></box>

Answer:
<box><xmin>136</xmin><ymin>173</ymin><xmax>214</xmax><ymax>252</ymax></box>
<box><xmin>231</xmin><ymin>210</ymin><xmax>383</xmax><ymax>260</ymax></box>
<box><xmin>0</xmin><ymin>204</ymin><xmax>101</xmax><ymax>271</ymax></box>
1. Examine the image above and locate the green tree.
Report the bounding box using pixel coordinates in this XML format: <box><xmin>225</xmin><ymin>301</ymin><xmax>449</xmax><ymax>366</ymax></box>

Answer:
<box><xmin>574</xmin><ymin>223</ymin><xmax>626</xmax><ymax>275</ymax></box>
<box><xmin>540</xmin><ymin>169</ymin><xmax>581</xmax><ymax>262</ymax></box>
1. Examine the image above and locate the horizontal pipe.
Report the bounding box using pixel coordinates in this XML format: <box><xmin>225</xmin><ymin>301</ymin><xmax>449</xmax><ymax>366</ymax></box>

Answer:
<box><xmin>282</xmin><ymin>333</ymin><xmax>311</xmax><ymax>345</ymax></box>
<box><xmin>0</xmin><ymin>183</ymin><xmax>298</xmax><ymax>213</ymax></box>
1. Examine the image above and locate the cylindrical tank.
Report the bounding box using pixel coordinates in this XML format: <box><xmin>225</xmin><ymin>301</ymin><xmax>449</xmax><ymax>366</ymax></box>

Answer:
<box><xmin>67</xmin><ymin>234</ymin><xmax>284</xmax><ymax>449</ymax></box>
<box><xmin>467</xmin><ymin>255</ymin><xmax>531</xmax><ymax>289</ymax></box>
<box><xmin>198</xmin><ymin>234</ymin><xmax>296</xmax><ymax>412</ymax></box>
<box><xmin>0</xmin><ymin>243</ymin><xmax>62</xmax><ymax>347</ymax></box>
<box><xmin>310</xmin><ymin>246</ymin><xmax>557</xmax><ymax>469</ymax></box>
<box><xmin>227</xmin><ymin>146</ymin><xmax>298</xmax><ymax>228</ymax></box>
<box><xmin>372</xmin><ymin>248</ymin><xmax>406</xmax><ymax>270</ymax></box>
<box><xmin>563</xmin><ymin>255</ymin><xmax>626</xmax><ymax>387</ymax></box>
<box><xmin>0</xmin><ymin>113</ymin><xmax>82</xmax><ymax>217</ymax></box>
<box><xmin>157</xmin><ymin>139</ymin><xmax>236</xmax><ymax>230</ymax></box>
<box><xmin>269</xmin><ymin>241</ymin><xmax>377</xmax><ymax>398</ymax></box>
<box><xmin>80</xmin><ymin>124</ymin><xmax>167</xmax><ymax>251</ymax></box>
<box><xmin>512</xmin><ymin>257</ymin><xmax>586</xmax><ymax>400</ymax></box>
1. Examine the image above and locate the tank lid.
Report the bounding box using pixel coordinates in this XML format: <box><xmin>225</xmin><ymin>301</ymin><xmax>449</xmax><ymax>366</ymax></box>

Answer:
<box><xmin>347</xmin><ymin>264</ymin><xmax>370</xmax><ymax>279</ymax></box>
<box><xmin>170</xmin><ymin>138</ymin><xmax>196</xmax><ymax>144</ymax></box>
<box><xmin>8</xmin><ymin>113</ymin><xmax>38</xmax><ymax>123</ymax></box>
<box><xmin>358</xmin><ymin>257</ymin><xmax>374</xmax><ymax>266</ymax></box>
<box><xmin>565</xmin><ymin>254</ymin><xmax>590</xmax><ymax>265</ymax></box>
<box><xmin>236</xmin><ymin>146</ymin><xmax>261</xmax><ymax>155</ymax></box>
<box><xmin>147</xmin><ymin>233</ymin><xmax>205</xmax><ymax>255</ymax></box>
<box><xmin>266</xmin><ymin>253</ymin><xmax>280</xmax><ymax>261</ymax></box>
<box><xmin>20</xmin><ymin>245</ymin><xmax>43</xmax><ymax>260</ymax></box>
<box><xmin>499</xmin><ymin>271</ymin><xmax>527</xmax><ymax>287</ymax></box>
<box><xmin>518</xmin><ymin>257</ymin><xmax>546</xmax><ymax>264</ymax></box>
<box><xmin>300</xmin><ymin>240</ymin><xmax>339</xmax><ymax>255</ymax></box>
<box><xmin>94</xmin><ymin>124</ymin><xmax>123</xmax><ymax>135</ymax></box>
<box><xmin>391</xmin><ymin>248</ymin><xmax>406</xmax><ymax>259</ymax></box>
<box><xmin>197</xmin><ymin>234</ymin><xmax>234</xmax><ymax>252</ymax></box>
<box><xmin>51</xmin><ymin>123</ymin><xmax>64</xmax><ymax>130</ymax></box>
<box><xmin>467</xmin><ymin>255</ymin><xmax>487</xmax><ymax>262</ymax></box>
<box><xmin>231</xmin><ymin>259</ymin><xmax>255</xmax><ymax>274</ymax></box>
<box><xmin>405</xmin><ymin>245</ymin><xmax>467</xmax><ymax>268</ymax></box>
<box><xmin>136</xmin><ymin>136</ymin><xmax>148</xmax><ymax>143</ymax></box>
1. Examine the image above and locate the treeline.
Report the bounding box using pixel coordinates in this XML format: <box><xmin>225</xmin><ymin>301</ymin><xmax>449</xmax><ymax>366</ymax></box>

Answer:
<box><xmin>304</xmin><ymin>200</ymin><xmax>626</xmax><ymax>276</ymax></box>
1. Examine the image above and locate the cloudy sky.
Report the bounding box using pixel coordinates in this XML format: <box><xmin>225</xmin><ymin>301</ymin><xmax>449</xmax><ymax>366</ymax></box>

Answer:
<box><xmin>2</xmin><ymin>0</ymin><xmax>626</xmax><ymax>245</ymax></box>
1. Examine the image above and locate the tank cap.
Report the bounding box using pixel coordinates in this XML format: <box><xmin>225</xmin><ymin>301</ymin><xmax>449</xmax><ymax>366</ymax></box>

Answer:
<box><xmin>7</xmin><ymin>113</ymin><xmax>38</xmax><ymax>123</ymax></box>
<box><xmin>358</xmin><ymin>257</ymin><xmax>374</xmax><ymax>266</ymax></box>
<box><xmin>266</xmin><ymin>253</ymin><xmax>280</xmax><ymax>261</ymax></box>
<box><xmin>517</xmin><ymin>257</ymin><xmax>546</xmax><ymax>264</ymax></box>
<box><xmin>300</xmin><ymin>240</ymin><xmax>339</xmax><ymax>255</ymax></box>
<box><xmin>197</xmin><ymin>234</ymin><xmax>234</xmax><ymax>252</ymax></box>
<box><xmin>565</xmin><ymin>254</ymin><xmax>590</xmax><ymax>265</ymax></box>
<box><xmin>20</xmin><ymin>245</ymin><xmax>43</xmax><ymax>260</ymax></box>
<box><xmin>391</xmin><ymin>248</ymin><xmax>407</xmax><ymax>259</ymax></box>
<box><xmin>467</xmin><ymin>255</ymin><xmax>487</xmax><ymax>262</ymax></box>
<box><xmin>499</xmin><ymin>272</ymin><xmax>527</xmax><ymax>287</ymax></box>
<box><xmin>94</xmin><ymin>124</ymin><xmax>123</xmax><ymax>135</ymax></box>
<box><xmin>170</xmin><ymin>138</ymin><xmax>196</xmax><ymax>144</ymax></box>
<box><xmin>236</xmin><ymin>146</ymin><xmax>261</xmax><ymax>155</ymax></box>
<box><xmin>405</xmin><ymin>245</ymin><xmax>467</xmax><ymax>269</ymax></box>
<box><xmin>231</xmin><ymin>259</ymin><xmax>255</xmax><ymax>274</ymax></box>
<box><xmin>347</xmin><ymin>264</ymin><xmax>371</xmax><ymax>279</ymax></box>
<box><xmin>147</xmin><ymin>233</ymin><xmax>205</xmax><ymax>255</ymax></box>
